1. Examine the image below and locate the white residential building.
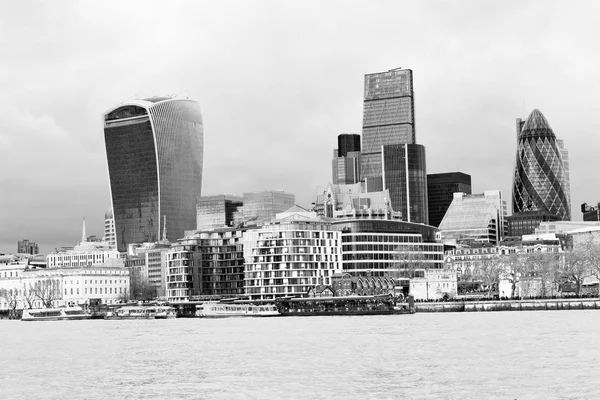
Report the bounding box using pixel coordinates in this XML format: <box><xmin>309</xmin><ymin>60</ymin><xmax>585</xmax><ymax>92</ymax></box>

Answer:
<box><xmin>243</xmin><ymin>207</ymin><xmax>341</xmax><ymax>301</ymax></box>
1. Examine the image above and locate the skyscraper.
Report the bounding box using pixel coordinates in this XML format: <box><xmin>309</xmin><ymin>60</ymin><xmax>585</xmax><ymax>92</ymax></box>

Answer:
<box><xmin>427</xmin><ymin>172</ymin><xmax>472</xmax><ymax>228</ymax></box>
<box><xmin>332</xmin><ymin>133</ymin><xmax>361</xmax><ymax>185</ymax></box>
<box><xmin>103</xmin><ymin>97</ymin><xmax>204</xmax><ymax>251</ymax></box>
<box><xmin>17</xmin><ymin>239</ymin><xmax>39</xmax><ymax>255</ymax></box>
<box><xmin>361</xmin><ymin>68</ymin><xmax>415</xmax><ymax>191</ymax></box>
<box><xmin>513</xmin><ymin>109</ymin><xmax>570</xmax><ymax>221</ymax></box>
<box><xmin>382</xmin><ymin>144</ymin><xmax>428</xmax><ymax>224</ymax></box>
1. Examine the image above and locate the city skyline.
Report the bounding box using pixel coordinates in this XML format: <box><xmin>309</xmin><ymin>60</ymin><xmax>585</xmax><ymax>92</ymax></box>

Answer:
<box><xmin>2</xmin><ymin>1</ymin><xmax>600</xmax><ymax>253</ymax></box>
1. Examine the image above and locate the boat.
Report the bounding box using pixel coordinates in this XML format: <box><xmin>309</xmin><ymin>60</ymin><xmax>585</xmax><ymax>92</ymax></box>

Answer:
<box><xmin>104</xmin><ymin>306</ymin><xmax>156</xmax><ymax>320</ymax></box>
<box><xmin>147</xmin><ymin>305</ymin><xmax>177</xmax><ymax>319</ymax></box>
<box><xmin>195</xmin><ymin>302</ymin><xmax>280</xmax><ymax>318</ymax></box>
<box><xmin>275</xmin><ymin>294</ymin><xmax>415</xmax><ymax>316</ymax></box>
<box><xmin>21</xmin><ymin>306</ymin><xmax>91</xmax><ymax>321</ymax></box>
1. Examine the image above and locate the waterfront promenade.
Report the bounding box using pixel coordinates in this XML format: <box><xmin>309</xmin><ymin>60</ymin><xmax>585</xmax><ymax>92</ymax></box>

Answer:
<box><xmin>416</xmin><ymin>298</ymin><xmax>600</xmax><ymax>312</ymax></box>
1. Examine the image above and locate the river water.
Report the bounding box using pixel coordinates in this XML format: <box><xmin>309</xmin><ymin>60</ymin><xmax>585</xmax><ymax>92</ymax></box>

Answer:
<box><xmin>1</xmin><ymin>311</ymin><xmax>599</xmax><ymax>400</ymax></box>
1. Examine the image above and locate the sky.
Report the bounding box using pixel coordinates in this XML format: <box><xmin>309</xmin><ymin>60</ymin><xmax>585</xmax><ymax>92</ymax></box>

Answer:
<box><xmin>1</xmin><ymin>0</ymin><xmax>599</xmax><ymax>254</ymax></box>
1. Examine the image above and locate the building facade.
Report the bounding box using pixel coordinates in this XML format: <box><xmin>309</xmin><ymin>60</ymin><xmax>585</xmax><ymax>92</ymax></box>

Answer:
<box><xmin>382</xmin><ymin>143</ymin><xmax>428</xmax><ymax>224</ymax></box>
<box><xmin>334</xmin><ymin>219</ymin><xmax>443</xmax><ymax>279</ymax></box>
<box><xmin>103</xmin><ymin>207</ymin><xmax>116</xmax><ymax>248</ymax></box>
<box><xmin>361</xmin><ymin>68</ymin><xmax>415</xmax><ymax>191</ymax></box>
<box><xmin>513</xmin><ymin>109</ymin><xmax>570</xmax><ymax>221</ymax></box>
<box><xmin>0</xmin><ymin>265</ymin><xmax>130</xmax><ymax>310</ymax></box>
<box><xmin>17</xmin><ymin>240</ymin><xmax>39</xmax><ymax>255</ymax></box>
<box><xmin>243</xmin><ymin>208</ymin><xmax>341</xmax><ymax>301</ymax></box>
<box><xmin>103</xmin><ymin>97</ymin><xmax>204</xmax><ymax>251</ymax></box>
<box><xmin>581</xmin><ymin>203</ymin><xmax>600</xmax><ymax>221</ymax></box>
<box><xmin>242</xmin><ymin>191</ymin><xmax>295</xmax><ymax>224</ymax></box>
<box><xmin>506</xmin><ymin>210</ymin><xmax>559</xmax><ymax>237</ymax></box>
<box><xmin>196</xmin><ymin>195</ymin><xmax>244</xmax><ymax>230</ymax></box>
<box><xmin>438</xmin><ymin>190</ymin><xmax>508</xmax><ymax>245</ymax></box>
<box><xmin>427</xmin><ymin>172</ymin><xmax>472</xmax><ymax>228</ymax></box>
<box><xmin>332</xmin><ymin>134</ymin><xmax>361</xmax><ymax>185</ymax></box>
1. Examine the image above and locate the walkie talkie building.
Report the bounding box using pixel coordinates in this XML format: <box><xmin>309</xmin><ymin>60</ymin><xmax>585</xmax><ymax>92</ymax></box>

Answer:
<box><xmin>103</xmin><ymin>97</ymin><xmax>204</xmax><ymax>251</ymax></box>
<box><xmin>512</xmin><ymin>109</ymin><xmax>569</xmax><ymax>221</ymax></box>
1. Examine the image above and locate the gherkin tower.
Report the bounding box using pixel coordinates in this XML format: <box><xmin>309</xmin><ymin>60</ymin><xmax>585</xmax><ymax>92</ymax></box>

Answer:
<box><xmin>512</xmin><ymin>109</ymin><xmax>570</xmax><ymax>220</ymax></box>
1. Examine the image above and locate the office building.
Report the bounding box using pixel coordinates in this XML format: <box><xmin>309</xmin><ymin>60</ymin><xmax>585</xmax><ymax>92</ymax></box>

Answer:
<box><xmin>103</xmin><ymin>97</ymin><xmax>204</xmax><ymax>251</ymax></box>
<box><xmin>438</xmin><ymin>190</ymin><xmax>508</xmax><ymax>245</ymax></box>
<box><xmin>242</xmin><ymin>191</ymin><xmax>295</xmax><ymax>224</ymax></box>
<box><xmin>556</xmin><ymin>139</ymin><xmax>571</xmax><ymax>219</ymax></box>
<box><xmin>382</xmin><ymin>144</ymin><xmax>428</xmax><ymax>224</ymax></box>
<box><xmin>332</xmin><ymin>134</ymin><xmax>361</xmax><ymax>185</ymax></box>
<box><xmin>361</xmin><ymin>68</ymin><xmax>415</xmax><ymax>191</ymax></box>
<box><xmin>427</xmin><ymin>172</ymin><xmax>472</xmax><ymax>228</ymax></box>
<box><xmin>196</xmin><ymin>195</ymin><xmax>244</xmax><ymax>230</ymax></box>
<box><xmin>582</xmin><ymin>203</ymin><xmax>600</xmax><ymax>221</ymax></box>
<box><xmin>17</xmin><ymin>240</ymin><xmax>39</xmax><ymax>255</ymax></box>
<box><xmin>506</xmin><ymin>210</ymin><xmax>560</xmax><ymax>237</ymax></box>
<box><xmin>513</xmin><ymin>109</ymin><xmax>570</xmax><ymax>221</ymax></box>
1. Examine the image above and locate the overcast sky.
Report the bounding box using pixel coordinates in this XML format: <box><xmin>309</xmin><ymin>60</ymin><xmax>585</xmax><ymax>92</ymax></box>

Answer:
<box><xmin>1</xmin><ymin>0</ymin><xmax>599</xmax><ymax>254</ymax></box>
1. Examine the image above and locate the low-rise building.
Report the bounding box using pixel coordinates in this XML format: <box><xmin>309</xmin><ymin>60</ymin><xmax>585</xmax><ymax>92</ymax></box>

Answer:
<box><xmin>0</xmin><ymin>264</ymin><xmax>130</xmax><ymax>310</ymax></box>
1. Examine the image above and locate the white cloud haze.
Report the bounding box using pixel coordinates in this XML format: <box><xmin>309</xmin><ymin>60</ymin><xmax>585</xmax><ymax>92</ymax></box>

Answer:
<box><xmin>1</xmin><ymin>0</ymin><xmax>600</xmax><ymax>253</ymax></box>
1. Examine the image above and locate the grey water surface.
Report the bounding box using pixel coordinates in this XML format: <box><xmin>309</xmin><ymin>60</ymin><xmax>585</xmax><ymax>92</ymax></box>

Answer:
<box><xmin>1</xmin><ymin>311</ymin><xmax>598</xmax><ymax>400</ymax></box>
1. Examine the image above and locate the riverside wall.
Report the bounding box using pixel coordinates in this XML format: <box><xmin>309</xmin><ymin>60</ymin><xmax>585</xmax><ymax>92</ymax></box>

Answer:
<box><xmin>415</xmin><ymin>299</ymin><xmax>600</xmax><ymax>313</ymax></box>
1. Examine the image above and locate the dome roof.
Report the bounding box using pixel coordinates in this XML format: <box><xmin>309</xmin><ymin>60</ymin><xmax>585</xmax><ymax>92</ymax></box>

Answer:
<box><xmin>520</xmin><ymin>109</ymin><xmax>555</xmax><ymax>139</ymax></box>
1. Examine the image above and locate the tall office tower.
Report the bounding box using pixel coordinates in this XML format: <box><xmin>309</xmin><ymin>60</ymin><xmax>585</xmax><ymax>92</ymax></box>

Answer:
<box><xmin>361</xmin><ymin>68</ymin><xmax>415</xmax><ymax>192</ymax></box>
<box><xmin>103</xmin><ymin>207</ymin><xmax>116</xmax><ymax>248</ymax></box>
<box><xmin>513</xmin><ymin>109</ymin><xmax>569</xmax><ymax>221</ymax></box>
<box><xmin>381</xmin><ymin>144</ymin><xmax>428</xmax><ymax>224</ymax></box>
<box><xmin>242</xmin><ymin>191</ymin><xmax>296</xmax><ymax>224</ymax></box>
<box><xmin>438</xmin><ymin>190</ymin><xmax>508</xmax><ymax>245</ymax></box>
<box><xmin>427</xmin><ymin>172</ymin><xmax>472</xmax><ymax>228</ymax></box>
<box><xmin>17</xmin><ymin>239</ymin><xmax>39</xmax><ymax>255</ymax></box>
<box><xmin>556</xmin><ymin>139</ymin><xmax>571</xmax><ymax>220</ymax></box>
<box><xmin>332</xmin><ymin>134</ymin><xmax>361</xmax><ymax>185</ymax></box>
<box><xmin>196</xmin><ymin>194</ymin><xmax>244</xmax><ymax>230</ymax></box>
<box><xmin>103</xmin><ymin>97</ymin><xmax>204</xmax><ymax>251</ymax></box>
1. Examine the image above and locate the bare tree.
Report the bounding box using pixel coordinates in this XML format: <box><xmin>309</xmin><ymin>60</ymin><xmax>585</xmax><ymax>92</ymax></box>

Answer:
<box><xmin>128</xmin><ymin>270</ymin><xmax>157</xmax><ymax>301</ymax></box>
<box><xmin>0</xmin><ymin>289</ymin><xmax>19</xmax><ymax>319</ymax></box>
<box><xmin>477</xmin><ymin>259</ymin><xmax>501</xmax><ymax>298</ymax></box>
<box><xmin>30</xmin><ymin>278</ymin><xmax>62</xmax><ymax>308</ymax></box>
<box><xmin>22</xmin><ymin>284</ymin><xmax>36</xmax><ymax>309</ymax></box>
<box><xmin>562</xmin><ymin>241</ymin><xmax>595</xmax><ymax>297</ymax></box>
<box><xmin>392</xmin><ymin>243</ymin><xmax>428</xmax><ymax>279</ymax></box>
<box><xmin>500</xmin><ymin>250</ymin><xmax>531</xmax><ymax>299</ymax></box>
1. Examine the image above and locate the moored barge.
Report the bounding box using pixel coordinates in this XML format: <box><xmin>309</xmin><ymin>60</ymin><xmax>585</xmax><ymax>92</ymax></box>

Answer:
<box><xmin>275</xmin><ymin>294</ymin><xmax>415</xmax><ymax>316</ymax></box>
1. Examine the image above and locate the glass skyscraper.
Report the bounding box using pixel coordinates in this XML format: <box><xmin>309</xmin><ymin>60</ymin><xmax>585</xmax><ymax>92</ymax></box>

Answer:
<box><xmin>361</xmin><ymin>68</ymin><xmax>415</xmax><ymax>191</ymax></box>
<box><xmin>332</xmin><ymin>134</ymin><xmax>361</xmax><ymax>185</ymax></box>
<box><xmin>382</xmin><ymin>144</ymin><xmax>428</xmax><ymax>224</ymax></box>
<box><xmin>427</xmin><ymin>172</ymin><xmax>472</xmax><ymax>228</ymax></box>
<box><xmin>103</xmin><ymin>97</ymin><xmax>204</xmax><ymax>251</ymax></box>
<box><xmin>513</xmin><ymin>109</ymin><xmax>570</xmax><ymax>221</ymax></box>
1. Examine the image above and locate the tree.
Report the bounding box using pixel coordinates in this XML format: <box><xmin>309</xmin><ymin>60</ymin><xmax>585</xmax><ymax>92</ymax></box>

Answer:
<box><xmin>500</xmin><ymin>249</ymin><xmax>531</xmax><ymax>299</ymax></box>
<box><xmin>22</xmin><ymin>284</ymin><xmax>36</xmax><ymax>309</ymax></box>
<box><xmin>562</xmin><ymin>240</ymin><xmax>595</xmax><ymax>297</ymax></box>
<box><xmin>128</xmin><ymin>270</ymin><xmax>157</xmax><ymax>301</ymax></box>
<box><xmin>0</xmin><ymin>288</ymin><xmax>19</xmax><ymax>319</ymax></box>
<box><xmin>477</xmin><ymin>259</ymin><xmax>501</xmax><ymax>298</ymax></box>
<box><xmin>30</xmin><ymin>278</ymin><xmax>62</xmax><ymax>308</ymax></box>
<box><xmin>393</xmin><ymin>243</ymin><xmax>428</xmax><ymax>279</ymax></box>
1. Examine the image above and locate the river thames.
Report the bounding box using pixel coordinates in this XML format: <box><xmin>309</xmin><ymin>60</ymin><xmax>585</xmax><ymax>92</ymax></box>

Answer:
<box><xmin>1</xmin><ymin>311</ymin><xmax>599</xmax><ymax>400</ymax></box>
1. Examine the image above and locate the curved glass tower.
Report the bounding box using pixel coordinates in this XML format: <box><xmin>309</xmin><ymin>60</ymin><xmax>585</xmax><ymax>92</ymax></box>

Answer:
<box><xmin>512</xmin><ymin>109</ymin><xmax>569</xmax><ymax>221</ymax></box>
<box><xmin>103</xmin><ymin>97</ymin><xmax>204</xmax><ymax>251</ymax></box>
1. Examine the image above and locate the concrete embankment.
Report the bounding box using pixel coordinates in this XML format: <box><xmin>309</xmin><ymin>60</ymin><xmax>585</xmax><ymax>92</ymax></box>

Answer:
<box><xmin>416</xmin><ymin>299</ymin><xmax>600</xmax><ymax>313</ymax></box>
